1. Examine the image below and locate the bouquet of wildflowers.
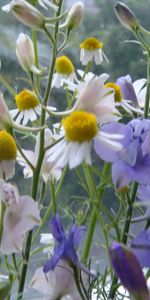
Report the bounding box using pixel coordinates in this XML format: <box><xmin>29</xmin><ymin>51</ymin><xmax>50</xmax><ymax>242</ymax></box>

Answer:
<box><xmin>1</xmin><ymin>0</ymin><xmax>150</xmax><ymax>299</ymax></box>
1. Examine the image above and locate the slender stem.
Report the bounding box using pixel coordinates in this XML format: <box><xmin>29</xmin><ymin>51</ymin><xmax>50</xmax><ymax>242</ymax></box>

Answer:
<box><xmin>144</xmin><ymin>51</ymin><xmax>150</xmax><ymax>118</ymax></box>
<box><xmin>82</xmin><ymin>163</ymin><xmax>110</xmax><ymax>263</ymax></box>
<box><xmin>73</xmin><ymin>266</ymin><xmax>87</xmax><ymax>300</ymax></box>
<box><xmin>108</xmin><ymin>182</ymin><xmax>138</xmax><ymax>299</ymax></box>
<box><xmin>0</xmin><ymin>201</ymin><xmax>5</xmax><ymax>241</ymax></box>
<box><xmin>50</xmin><ymin>180</ymin><xmax>57</xmax><ymax>215</ymax></box>
<box><xmin>17</xmin><ymin>2</ymin><xmax>64</xmax><ymax>299</ymax></box>
<box><xmin>32</xmin><ymin>30</ymin><xmax>40</xmax><ymax>92</ymax></box>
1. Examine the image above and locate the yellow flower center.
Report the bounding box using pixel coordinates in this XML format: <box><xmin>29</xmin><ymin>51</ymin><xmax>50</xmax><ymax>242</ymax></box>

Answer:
<box><xmin>15</xmin><ymin>90</ymin><xmax>39</xmax><ymax>111</ymax></box>
<box><xmin>105</xmin><ymin>82</ymin><xmax>122</xmax><ymax>102</ymax></box>
<box><xmin>55</xmin><ymin>56</ymin><xmax>74</xmax><ymax>75</ymax></box>
<box><xmin>80</xmin><ymin>37</ymin><xmax>103</xmax><ymax>50</ymax></box>
<box><xmin>0</xmin><ymin>130</ymin><xmax>17</xmax><ymax>161</ymax></box>
<box><xmin>62</xmin><ymin>111</ymin><xmax>98</xmax><ymax>143</ymax></box>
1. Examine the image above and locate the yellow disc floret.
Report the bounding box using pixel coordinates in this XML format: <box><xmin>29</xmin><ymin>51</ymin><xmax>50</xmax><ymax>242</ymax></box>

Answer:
<box><xmin>15</xmin><ymin>89</ymin><xmax>39</xmax><ymax>111</ymax></box>
<box><xmin>105</xmin><ymin>82</ymin><xmax>122</xmax><ymax>102</ymax></box>
<box><xmin>80</xmin><ymin>37</ymin><xmax>103</xmax><ymax>50</ymax></box>
<box><xmin>55</xmin><ymin>56</ymin><xmax>74</xmax><ymax>75</ymax></box>
<box><xmin>62</xmin><ymin>111</ymin><xmax>98</xmax><ymax>143</ymax></box>
<box><xmin>0</xmin><ymin>130</ymin><xmax>17</xmax><ymax>161</ymax></box>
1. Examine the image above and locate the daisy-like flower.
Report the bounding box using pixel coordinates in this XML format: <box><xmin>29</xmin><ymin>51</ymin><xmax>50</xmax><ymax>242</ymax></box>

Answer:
<box><xmin>0</xmin><ymin>180</ymin><xmax>41</xmax><ymax>254</ymax></box>
<box><xmin>10</xmin><ymin>89</ymin><xmax>55</xmax><ymax>125</ymax></box>
<box><xmin>47</xmin><ymin>74</ymin><xmax>123</xmax><ymax>169</ymax></box>
<box><xmin>17</xmin><ymin>128</ymin><xmax>62</xmax><ymax>182</ymax></box>
<box><xmin>105</xmin><ymin>80</ymin><xmax>144</xmax><ymax>115</ymax></box>
<box><xmin>52</xmin><ymin>55</ymin><xmax>77</xmax><ymax>88</ymax></box>
<box><xmin>80</xmin><ymin>37</ymin><xmax>108</xmax><ymax>65</ymax></box>
<box><xmin>10</xmin><ymin>89</ymin><xmax>41</xmax><ymax>125</ymax></box>
<box><xmin>0</xmin><ymin>130</ymin><xmax>17</xmax><ymax>179</ymax></box>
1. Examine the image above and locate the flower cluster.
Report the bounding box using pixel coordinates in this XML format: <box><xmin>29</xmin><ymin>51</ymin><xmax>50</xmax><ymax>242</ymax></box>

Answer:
<box><xmin>1</xmin><ymin>0</ymin><xmax>150</xmax><ymax>300</ymax></box>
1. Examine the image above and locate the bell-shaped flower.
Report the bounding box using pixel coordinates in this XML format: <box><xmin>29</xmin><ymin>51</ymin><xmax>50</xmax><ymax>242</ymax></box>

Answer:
<box><xmin>0</xmin><ymin>180</ymin><xmax>41</xmax><ymax>254</ymax></box>
<box><xmin>43</xmin><ymin>214</ymin><xmax>93</xmax><ymax>276</ymax></box>
<box><xmin>116</xmin><ymin>74</ymin><xmax>146</xmax><ymax>112</ymax></box>
<box><xmin>16</xmin><ymin>33</ymin><xmax>43</xmax><ymax>75</ymax></box>
<box><xmin>94</xmin><ymin>119</ymin><xmax>150</xmax><ymax>189</ymax></box>
<box><xmin>2</xmin><ymin>0</ymin><xmax>45</xmax><ymax>29</ymax></box>
<box><xmin>110</xmin><ymin>241</ymin><xmax>150</xmax><ymax>300</ymax></box>
<box><xmin>30</xmin><ymin>259</ymin><xmax>81</xmax><ymax>300</ymax></box>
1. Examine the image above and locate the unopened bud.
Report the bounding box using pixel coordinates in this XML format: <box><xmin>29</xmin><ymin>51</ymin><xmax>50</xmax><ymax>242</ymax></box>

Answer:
<box><xmin>114</xmin><ymin>1</ymin><xmax>139</xmax><ymax>31</ymax></box>
<box><xmin>66</xmin><ymin>1</ymin><xmax>84</xmax><ymax>31</ymax></box>
<box><xmin>0</xmin><ymin>93</ymin><xmax>12</xmax><ymax>130</ymax></box>
<box><xmin>2</xmin><ymin>0</ymin><xmax>45</xmax><ymax>29</ymax></box>
<box><xmin>110</xmin><ymin>242</ymin><xmax>150</xmax><ymax>300</ymax></box>
<box><xmin>16</xmin><ymin>33</ymin><xmax>42</xmax><ymax>75</ymax></box>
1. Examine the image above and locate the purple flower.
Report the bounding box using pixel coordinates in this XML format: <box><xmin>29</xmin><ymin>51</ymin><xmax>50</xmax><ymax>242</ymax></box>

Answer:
<box><xmin>43</xmin><ymin>214</ymin><xmax>93</xmax><ymax>276</ymax></box>
<box><xmin>116</xmin><ymin>75</ymin><xmax>146</xmax><ymax>108</ymax></box>
<box><xmin>94</xmin><ymin>119</ymin><xmax>150</xmax><ymax>189</ymax></box>
<box><xmin>110</xmin><ymin>241</ymin><xmax>150</xmax><ymax>300</ymax></box>
<box><xmin>116</xmin><ymin>75</ymin><xmax>139</xmax><ymax>107</ymax></box>
<box><xmin>131</xmin><ymin>229</ymin><xmax>150</xmax><ymax>268</ymax></box>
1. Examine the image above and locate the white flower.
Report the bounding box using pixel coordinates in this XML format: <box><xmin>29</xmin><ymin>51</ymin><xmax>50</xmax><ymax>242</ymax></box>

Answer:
<box><xmin>52</xmin><ymin>56</ymin><xmax>77</xmax><ymax>88</ymax></box>
<box><xmin>16</xmin><ymin>33</ymin><xmax>42</xmax><ymax>75</ymax></box>
<box><xmin>2</xmin><ymin>0</ymin><xmax>45</xmax><ymax>28</ymax></box>
<box><xmin>38</xmin><ymin>0</ymin><xmax>58</xmax><ymax>10</ymax></box>
<box><xmin>80</xmin><ymin>37</ymin><xmax>109</xmax><ymax>65</ymax></box>
<box><xmin>0</xmin><ymin>130</ymin><xmax>17</xmax><ymax>179</ymax></box>
<box><xmin>0</xmin><ymin>93</ymin><xmax>12</xmax><ymax>130</ymax></box>
<box><xmin>30</xmin><ymin>260</ymin><xmax>80</xmax><ymax>300</ymax></box>
<box><xmin>47</xmin><ymin>74</ymin><xmax>122</xmax><ymax>169</ymax></box>
<box><xmin>10</xmin><ymin>89</ymin><xmax>56</xmax><ymax>125</ymax></box>
<box><xmin>0</xmin><ymin>180</ymin><xmax>41</xmax><ymax>254</ymax></box>
<box><xmin>17</xmin><ymin>128</ymin><xmax>62</xmax><ymax>182</ymax></box>
<box><xmin>40</xmin><ymin>233</ymin><xmax>54</xmax><ymax>254</ymax></box>
<box><xmin>47</xmin><ymin>110</ymin><xmax>123</xmax><ymax>169</ymax></box>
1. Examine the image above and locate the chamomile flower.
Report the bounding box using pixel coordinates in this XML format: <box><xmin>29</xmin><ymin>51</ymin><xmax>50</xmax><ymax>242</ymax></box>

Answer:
<box><xmin>0</xmin><ymin>130</ymin><xmax>17</xmax><ymax>179</ymax></box>
<box><xmin>80</xmin><ymin>37</ymin><xmax>108</xmax><ymax>65</ymax></box>
<box><xmin>10</xmin><ymin>89</ymin><xmax>55</xmax><ymax>125</ymax></box>
<box><xmin>52</xmin><ymin>56</ymin><xmax>77</xmax><ymax>88</ymax></box>
<box><xmin>17</xmin><ymin>128</ymin><xmax>62</xmax><ymax>182</ymax></box>
<box><xmin>47</xmin><ymin>110</ymin><xmax>123</xmax><ymax>169</ymax></box>
<box><xmin>105</xmin><ymin>81</ymin><xmax>144</xmax><ymax>115</ymax></box>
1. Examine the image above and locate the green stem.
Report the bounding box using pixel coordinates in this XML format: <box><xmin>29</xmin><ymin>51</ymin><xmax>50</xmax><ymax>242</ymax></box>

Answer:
<box><xmin>108</xmin><ymin>182</ymin><xmax>138</xmax><ymax>299</ymax></box>
<box><xmin>17</xmin><ymin>2</ymin><xmax>64</xmax><ymax>299</ymax></box>
<box><xmin>0</xmin><ymin>201</ymin><xmax>5</xmax><ymax>241</ymax></box>
<box><xmin>50</xmin><ymin>180</ymin><xmax>57</xmax><ymax>215</ymax></box>
<box><xmin>32</xmin><ymin>30</ymin><xmax>40</xmax><ymax>92</ymax></box>
<box><xmin>82</xmin><ymin>163</ymin><xmax>110</xmax><ymax>263</ymax></box>
<box><xmin>32</xmin><ymin>166</ymin><xmax>67</xmax><ymax>244</ymax></box>
<box><xmin>73</xmin><ymin>266</ymin><xmax>87</xmax><ymax>300</ymax></box>
<box><xmin>144</xmin><ymin>51</ymin><xmax>150</xmax><ymax>118</ymax></box>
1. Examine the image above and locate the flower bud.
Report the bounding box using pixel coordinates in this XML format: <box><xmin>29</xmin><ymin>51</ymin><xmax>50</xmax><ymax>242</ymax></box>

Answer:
<box><xmin>0</xmin><ymin>93</ymin><xmax>12</xmax><ymax>130</ymax></box>
<box><xmin>2</xmin><ymin>0</ymin><xmax>45</xmax><ymax>28</ymax></box>
<box><xmin>16</xmin><ymin>33</ymin><xmax>42</xmax><ymax>74</ymax></box>
<box><xmin>114</xmin><ymin>1</ymin><xmax>139</xmax><ymax>31</ymax></box>
<box><xmin>110</xmin><ymin>242</ymin><xmax>150</xmax><ymax>300</ymax></box>
<box><xmin>66</xmin><ymin>1</ymin><xmax>84</xmax><ymax>31</ymax></box>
